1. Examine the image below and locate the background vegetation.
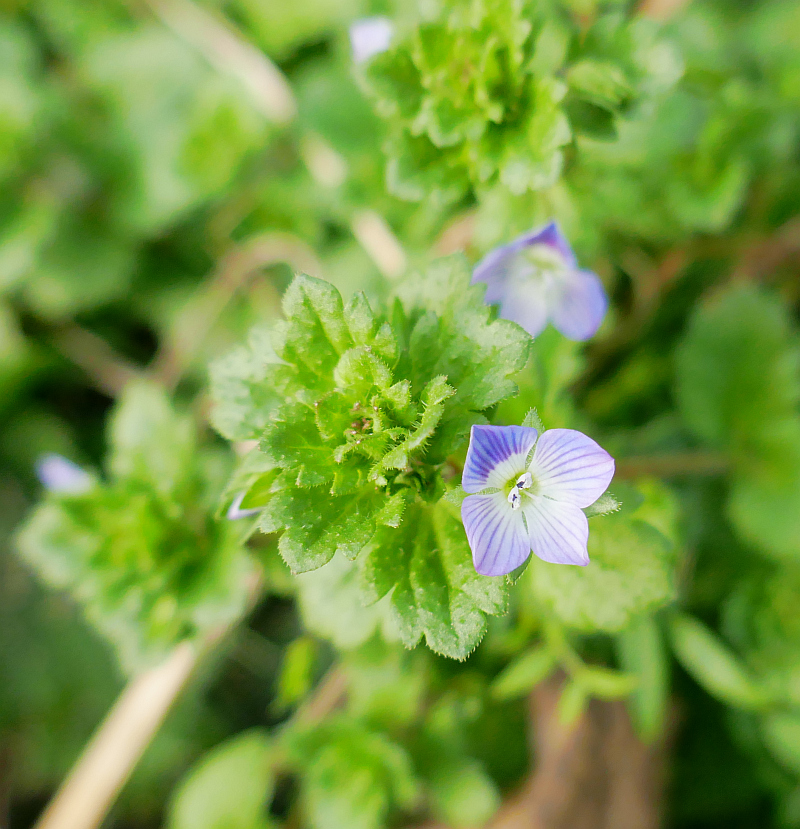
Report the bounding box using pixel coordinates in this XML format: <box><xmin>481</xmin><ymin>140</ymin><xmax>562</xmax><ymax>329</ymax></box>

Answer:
<box><xmin>2</xmin><ymin>0</ymin><xmax>800</xmax><ymax>827</ymax></box>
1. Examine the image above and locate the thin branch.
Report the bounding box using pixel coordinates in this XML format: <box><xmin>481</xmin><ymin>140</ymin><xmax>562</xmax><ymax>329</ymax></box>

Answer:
<box><xmin>637</xmin><ymin>0</ymin><xmax>691</xmax><ymax>20</ymax></box>
<box><xmin>293</xmin><ymin>666</ymin><xmax>348</xmax><ymax>727</ymax></box>
<box><xmin>152</xmin><ymin>232</ymin><xmax>322</xmax><ymax>389</ymax></box>
<box><xmin>34</xmin><ymin>643</ymin><xmax>197</xmax><ymax>829</ymax></box>
<box><xmin>614</xmin><ymin>451</ymin><xmax>728</xmax><ymax>480</ymax></box>
<box><xmin>731</xmin><ymin>215</ymin><xmax>800</xmax><ymax>283</ymax></box>
<box><xmin>434</xmin><ymin>210</ymin><xmax>477</xmax><ymax>256</ymax></box>
<box><xmin>145</xmin><ymin>0</ymin><xmax>296</xmax><ymax>124</ymax></box>
<box><xmin>50</xmin><ymin>326</ymin><xmax>146</xmax><ymax>398</ymax></box>
<box><xmin>351</xmin><ymin>211</ymin><xmax>407</xmax><ymax>280</ymax></box>
<box><xmin>34</xmin><ymin>574</ymin><xmax>263</xmax><ymax>829</ymax></box>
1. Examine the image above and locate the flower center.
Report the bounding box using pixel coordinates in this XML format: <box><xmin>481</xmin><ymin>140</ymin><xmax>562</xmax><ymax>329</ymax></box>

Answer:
<box><xmin>506</xmin><ymin>471</ymin><xmax>533</xmax><ymax>510</ymax></box>
<box><xmin>522</xmin><ymin>243</ymin><xmax>567</xmax><ymax>272</ymax></box>
<box><xmin>515</xmin><ymin>244</ymin><xmax>570</xmax><ymax>291</ymax></box>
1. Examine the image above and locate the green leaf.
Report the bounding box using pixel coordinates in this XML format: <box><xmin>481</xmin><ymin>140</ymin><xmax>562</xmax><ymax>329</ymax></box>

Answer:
<box><xmin>361</xmin><ymin>503</ymin><xmax>508</xmax><ymax>660</ymax></box>
<box><xmin>491</xmin><ymin>646</ymin><xmax>556</xmax><ymax>699</ymax></box>
<box><xmin>617</xmin><ymin>615</ymin><xmax>669</xmax><ymax>742</ymax></box>
<box><xmin>567</xmin><ymin>59</ymin><xmax>634</xmax><ymax>109</ymax></box>
<box><xmin>261</xmin><ymin>402</ymin><xmax>340</xmax><ymax>488</ymax></box>
<box><xmin>727</xmin><ymin>418</ymin><xmax>800</xmax><ymax>561</ymax></box>
<box><xmin>557</xmin><ymin>679</ymin><xmax>589</xmax><ymax>726</ymax></box>
<box><xmin>574</xmin><ymin>665</ymin><xmax>638</xmax><ymax>699</ymax></box>
<box><xmin>668</xmin><ymin>613</ymin><xmax>771</xmax><ymax>709</ymax></box>
<box><xmin>166</xmin><ymin>730</ymin><xmax>275</xmax><ymax>829</ymax></box>
<box><xmin>275</xmin><ymin>637</ymin><xmax>317</xmax><ymax>712</ymax></box>
<box><xmin>675</xmin><ymin>284</ymin><xmax>800</xmax><ymax>450</ymax></box>
<box><xmin>296</xmin><ymin>554</ymin><xmax>395</xmax><ymax>650</ymax></box>
<box><xmin>290</xmin><ymin>720</ymin><xmax>419</xmax><ymax>829</ymax></box>
<box><xmin>397</xmin><ymin>256</ymin><xmax>530</xmax><ymax>460</ymax></box>
<box><xmin>15</xmin><ymin>389</ymin><xmax>254</xmax><ymax>674</ymax></box>
<box><xmin>272</xmin><ymin>274</ymin><xmax>352</xmax><ymax>385</ymax></box>
<box><xmin>108</xmin><ymin>380</ymin><xmax>194</xmax><ymax>495</ymax></box>
<box><xmin>427</xmin><ymin>758</ymin><xmax>501</xmax><ymax>829</ymax></box>
<box><xmin>344</xmin><ymin>640</ymin><xmax>426</xmax><ymax>728</ymax></box>
<box><xmin>762</xmin><ymin>713</ymin><xmax>800</xmax><ymax>776</ymax></box>
<box><xmin>213</xmin><ymin>266</ymin><xmax>527</xmax><ymax>658</ymax></box>
<box><xmin>261</xmin><ymin>486</ymin><xmax>389</xmax><ymax>573</ymax></box>
<box><xmin>209</xmin><ymin>327</ymin><xmax>288</xmax><ymax>442</ymax></box>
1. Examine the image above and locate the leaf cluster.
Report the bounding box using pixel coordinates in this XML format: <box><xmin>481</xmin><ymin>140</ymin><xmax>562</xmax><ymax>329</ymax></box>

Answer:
<box><xmin>361</xmin><ymin>0</ymin><xmax>669</xmax><ymax>203</ymax></box>
<box><xmin>212</xmin><ymin>257</ymin><xmax>530</xmax><ymax>658</ymax></box>
<box><xmin>16</xmin><ymin>382</ymin><xmax>254</xmax><ymax>673</ymax></box>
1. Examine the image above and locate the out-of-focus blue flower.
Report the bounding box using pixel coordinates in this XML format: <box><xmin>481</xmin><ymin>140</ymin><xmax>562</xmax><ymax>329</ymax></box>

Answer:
<box><xmin>349</xmin><ymin>17</ymin><xmax>393</xmax><ymax>64</ymax></box>
<box><xmin>471</xmin><ymin>222</ymin><xmax>608</xmax><ymax>340</ymax></box>
<box><xmin>35</xmin><ymin>454</ymin><xmax>94</xmax><ymax>495</ymax></box>
<box><xmin>226</xmin><ymin>492</ymin><xmax>263</xmax><ymax>520</ymax></box>
<box><xmin>461</xmin><ymin>424</ymin><xmax>615</xmax><ymax>576</ymax></box>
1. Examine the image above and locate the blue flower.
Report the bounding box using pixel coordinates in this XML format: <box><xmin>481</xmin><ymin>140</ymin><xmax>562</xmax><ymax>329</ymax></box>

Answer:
<box><xmin>472</xmin><ymin>222</ymin><xmax>608</xmax><ymax>340</ymax></box>
<box><xmin>35</xmin><ymin>453</ymin><xmax>94</xmax><ymax>495</ymax></box>
<box><xmin>349</xmin><ymin>17</ymin><xmax>393</xmax><ymax>64</ymax></box>
<box><xmin>461</xmin><ymin>424</ymin><xmax>615</xmax><ymax>576</ymax></box>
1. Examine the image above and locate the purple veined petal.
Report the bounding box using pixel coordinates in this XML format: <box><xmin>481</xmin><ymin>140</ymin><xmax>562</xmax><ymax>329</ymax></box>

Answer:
<box><xmin>226</xmin><ymin>492</ymin><xmax>264</xmax><ymax>520</ymax></box>
<box><xmin>549</xmin><ymin>268</ymin><xmax>607</xmax><ymax>341</ymax></box>
<box><xmin>529</xmin><ymin>429</ymin><xmax>615</xmax><ymax>508</ymax></box>
<box><xmin>462</xmin><ymin>492</ymin><xmax>531</xmax><ymax>576</ymax></box>
<box><xmin>518</xmin><ymin>221</ymin><xmax>577</xmax><ymax>268</ymax></box>
<box><xmin>35</xmin><ymin>454</ymin><xmax>93</xmax><ymax>495</ymax></box>
<box><xmin>462</xmin><ymin>424</ymin><xmax>538</xmax><ymax>493</ymax></box>
<box><xmin>497</xmin><ymin>268</ymin><xmax>550</xmax><ymax>337</ymax></box>
<box><xmin>349</xmin><ymin>17</ymin><xmax>393</xmax><ymax>64</ymax></box>
<box><xmin>522</xmin><ymin>494</ymin><xmax>589</xmax><ymax>566</ymax></box>
<box><xmin>471</xmin><ymin>243</ymin><xmax>520</xmax><ymax>304</ymax></box>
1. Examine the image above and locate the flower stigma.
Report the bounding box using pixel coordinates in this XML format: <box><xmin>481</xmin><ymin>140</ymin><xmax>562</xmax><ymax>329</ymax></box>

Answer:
<box><xmin>506</xmin><ymin>471</ymin><xmax>533</xmax><ymax>510</ymax></box>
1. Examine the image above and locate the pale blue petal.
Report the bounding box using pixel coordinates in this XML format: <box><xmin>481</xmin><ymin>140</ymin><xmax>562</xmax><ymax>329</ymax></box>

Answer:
<box><xmin>520</xmin><ymin>221</ymin><xmax>576</xmax><ymax>268</ymax></box>
<box><xmin>550</xmin><ymin>269</ymin><xmax>607</xmax><ymax>341</ymax></box>
<box><xmin>522</xmin><ymin>495</ymin><xmax>589</xmax><ymax>566</ymax></box>
<box><xmin>462</xmin><ymin>492</ymin><xmax>530</xmax><ymax>576</ymax></box>
<box><xmin>471</xmin><ymin>244</ymin><xmax>520</xmax><ymax>304</ymax></box>
<box><xmin>529</xmin><ymin>429</ymin><xmax>615</xmax><ymax>508</ymax></box>
<box><xmin>471</xmin><ymin>221</ymin><xmax>576</xmax><ymax>304</ymax></box>
<box><xmin>462</xmin><ymin>424</ymin><xmax>538</xmax><ymax>493</ymax></box>
<box><xmin>350</xmin><ymin>17</ymin><xmax>393</xmax><ymax>63</ymax></box>
<box><xmin>498</xmin><ymin>271</ymin><xmax>550</xmax><ymax>337</ymax></box>
<box><xmin>36</xmin><ymin>454</ymin><xmax>93</xmax><ymax>494</ymax></box>
<box><xmin>227</xmin><ymin>491</ymin><xmax>264</xmax><ymax>520</ymax></box>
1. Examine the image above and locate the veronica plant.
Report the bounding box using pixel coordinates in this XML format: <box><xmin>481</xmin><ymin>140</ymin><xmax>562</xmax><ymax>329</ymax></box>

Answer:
<box><xmin>16</xmin><ymin>382</ymin><xmax>254</xmax><ymax>673</ymax></box>
<box><xmin>212</xmin><ymin>257</ymin><xmax>534</xmax><ymax>659</ymax></box>
<box><xmin>472</xmin><ymin>222</ymin><xmax>608</xmax><ymax>339</ymax></box>
<box><xmin>361</xmin><ymin>0</ymin><xmax>669</xmax><ymax>203</ymax></box>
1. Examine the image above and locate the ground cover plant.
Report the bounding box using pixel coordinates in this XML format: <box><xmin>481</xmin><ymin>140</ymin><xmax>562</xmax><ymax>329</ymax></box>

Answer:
<box><xmin>2</xmin><ymin>0</ymin><xmax>800</xmax><ymax>827</ymax></box>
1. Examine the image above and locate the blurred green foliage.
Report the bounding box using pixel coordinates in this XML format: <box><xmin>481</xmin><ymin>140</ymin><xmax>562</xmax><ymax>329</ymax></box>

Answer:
<box><xmin>2</xmin><ymin>0</ymin><xmax>800</xmax><ymax>827</ymax></box>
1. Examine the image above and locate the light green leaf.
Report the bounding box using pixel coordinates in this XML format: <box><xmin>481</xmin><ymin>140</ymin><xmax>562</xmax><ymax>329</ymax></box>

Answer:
<box><xmin>275</xmin><ymin>637</ymin><xmax>317</xmax><ymax>712</ymax></box>
<box><xmin>361</xmin><ymin>503</ymin><xmax>508</xmax><ymax>660</ymax></box>
<box><xmin>291</xmin><ymin>720</ymin><xmax>419</xmax><ymax>829</ymax></box>
<box><xmin>668</xmin><ymin>614</ymin><xmax>771</xmax><ymax>710</ymax></box>
<box><xmin>762</xmin><ymin>713</ymin><xmax>800</xmax><ymax>776</ymax></box>
<box><xmin>427</xmin><ymin>758</ymin><xmax>501</xmax><ymax>829</ymax></box>
<box><xmin>166</xmin><ymin>730</ymin><xmax>275</xmax><ymax>829</ymax></box>
<box><xmin>675</xmin><ymin>284</ymin><xmax>800</xmax><ymax>450</ymax></box>
<box><xmin>617</xmin><ymin>614</ymin><xmax>669</xmax><ymax>742</ymax></box>
<box><xmin>491</xmin><ymin>646</ymin><xmax>556</xmax><ymax>699</ymax></box>
<box><xmin>108</xmin><ymin>380</ymin><xmax>194</xmax><ymax>495</ymax></box>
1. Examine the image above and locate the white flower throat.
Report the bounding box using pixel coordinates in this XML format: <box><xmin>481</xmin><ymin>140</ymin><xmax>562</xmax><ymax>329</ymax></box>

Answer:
<box><xmin>507</xmin><ymin>471</ymin><xmax>533</xmax><ymax>510</ymax></box>
<box><xmin>516</xmin><ymin>243</ymin><xmax>569</xmax><ymax>289</ymax></box>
